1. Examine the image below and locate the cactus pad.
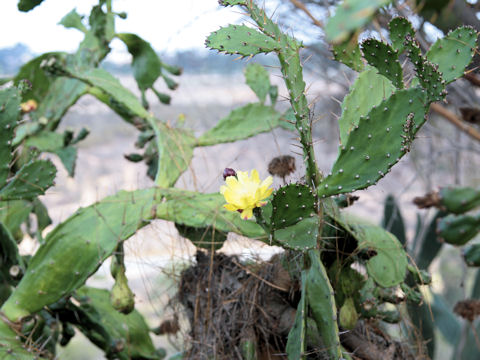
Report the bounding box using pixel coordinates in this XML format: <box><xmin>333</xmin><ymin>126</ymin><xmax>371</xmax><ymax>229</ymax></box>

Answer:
<box><xmin>74</xmin><ymin>287</ymin><xmax>158</xmax><ymax>359</ymax></box>
<box><xmin>426</xmin><ymin>26</ymin><xmax>478</xmax><ymax>83</ymax></box>
<box><xmin>355</xmin><ymin>223</ymin><xmax>407</xmax><ymax>287</ymax></box>
<box><xmin>197</xmin><ymin>103</ymin><xmax>283</xmax><ymax>146</ymax></box>
<box><xmin>0</xmin><ymin>160</ymin><xmax>56</xmax><ymax>201</ymax></box>
<box><xmin>273</xmin><ymin>216</ymin><xmax>318</xmax><ymax>250</ymax></box>
<box><xmin>319</xmin><ymin>88</ymin><xmax>427</xmax><ymax>198</ymax></box>
<box><xmin>0</xmin><ymin>88</ymin><xmax>20</xmax><ymax>188</ymax></box>
<box><xmin>286</xmin><ymin>271</ymin><xmax>307</xmax><ymax>359</ymax></box>
<box><xmin>325</xmin><ymin>0</ymin><xmax>391</xmax><ymax>44</ymax></box>
<box><xmin>338</xmin><ymin>67</ymin><xmax>395</xmax><ymax>145</ymax></box>
<box><xmin>388</xmin><ymin>17</ymin><xmax>415</xmax><ymax>54</ymax></box>
<box><xmin>332</xmin><ymin>36</ymin><xmax>364</xmax><ymax>72</ymax></box>
<box><xmin>245</xmin><ymin>63</ymin><xmax>270</xmax><ymax>103</ymax></box>
<box><xmin>271</xmin><ymin>183</ymin><xmax>316</xmax><ymax>229</ymax></box>
<box><xmin>436</xmin><ymin>214</ymin><xmax>480</xmax><ymax>246</ymax></box>
<box><xmin>306</xmin><ymin>249</ymin><xmax>342</xmax><ymax>359</ymax></box>
<box><xmin>361</xmin><ymin>39</ymin><xmax>403</xmax><ymax>88</ymax></box>
<box><xmin>205</xmin><ymin>25</ymin><xmax>281</xmax><ymax>56</ymax></box>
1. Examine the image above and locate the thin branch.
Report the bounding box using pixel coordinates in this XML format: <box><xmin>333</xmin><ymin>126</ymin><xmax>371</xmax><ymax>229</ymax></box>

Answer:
<box><xmin>289</xmin><ymin>0</ymin><xmax>323</xmax><ymax>28</ymax></box>
<box><xmin>430</xmin><ymin>103</ymin><xmax>480</xmax><ymax>142</ymax></box>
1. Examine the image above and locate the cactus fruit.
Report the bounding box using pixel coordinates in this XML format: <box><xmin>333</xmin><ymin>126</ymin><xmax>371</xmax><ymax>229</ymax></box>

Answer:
<box><xmin>463</xmin><ymin>244</ymin><xmax>480</xmax><ymax>266</ymax></box>
<box><xmin>337</xmin><ymin>67</ymin><xmax>395</xmax><ymax>145</ymax></box>
<box><xmin>0</xmin><ymin>160</ymin><xmax>57</xmax><ymax>201</ymax></box>
<box><xmin>110</xmin><ymin>246</ymin><xmax>135</xmax><ymax>314</ymax></box>
<box><xmin>319</xmin><ymin>88</ymin><xmax>427</xmax><ymax>198</ymax></box>
<box><xmin>205</xmin><ymin>25</ymin><xmax>281</xmax><ymax>56</ymax></box>
<box><xmin>439</xmin><ymin>186</ymin><xmax>480</xmax><ymax>214</ymax></box>
<box><xmin>388</xmin><ymin>17</ymin><xmax>415</xmax><ymax>54</ymax></box>
<box><xmin>426</xmin><ymin>26</ymin><xmax>478</xmax><ymax>83</ymax></box>
<box><xmin>436</xmin><ymin>213</ymin><xmax>480</xmax><ymax>246</ymax></box>
<box><xmin>361</xmin><ymin>39</ymin><xmax>403</xmax><ymax>89</ymax></box>
<box><xmin>339</xmin><ymin>297</ymin><xmax>358</xmax><ymax>330</ymax></box>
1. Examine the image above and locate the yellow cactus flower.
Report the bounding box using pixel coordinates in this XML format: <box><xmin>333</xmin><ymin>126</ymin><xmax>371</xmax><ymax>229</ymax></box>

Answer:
<box><xmin>20</xmin><ymin>99</ymin><xmax>37</xmax><ymax>113</ymax></box>
<box><xmin>220</xmin><ymin>169</ymin><xmax>273</xmax><ymax>220</ymax></box>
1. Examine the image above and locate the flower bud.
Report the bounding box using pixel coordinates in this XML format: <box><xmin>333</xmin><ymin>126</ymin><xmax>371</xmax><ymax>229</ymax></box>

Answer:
<box><xmin>223</xmin><ymin>167</ymin><xmax>237</xmax><ymax>180</ymax></box>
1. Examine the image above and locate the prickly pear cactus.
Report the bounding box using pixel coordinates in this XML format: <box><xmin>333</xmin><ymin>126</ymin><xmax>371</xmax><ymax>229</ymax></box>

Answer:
<box><xmin>361</xmin><ymin>39</ymin><xmax>403</xmax><ymax>88</ymax></box>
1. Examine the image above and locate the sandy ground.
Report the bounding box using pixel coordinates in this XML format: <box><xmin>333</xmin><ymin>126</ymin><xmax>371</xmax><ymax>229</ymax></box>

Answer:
<box><xmin>18</xmin><ymin>71</ymin><xmax>480</xmax><ymax>359</ymax></box>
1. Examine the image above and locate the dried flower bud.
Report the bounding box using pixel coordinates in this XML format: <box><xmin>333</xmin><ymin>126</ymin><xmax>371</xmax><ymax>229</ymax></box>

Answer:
<box><xmin>223</xmin><ymin>167</ymin><xmax>237</xmax><ymax>180</ymax></box>
<box><xmin>268</xmin><ymin>155</ymin><xmax>296</xmax><ymax>178</ymax></box>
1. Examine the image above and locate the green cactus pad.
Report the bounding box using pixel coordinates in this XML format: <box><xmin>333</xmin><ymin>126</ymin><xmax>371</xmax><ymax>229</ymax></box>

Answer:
<box><xmin>0</xmin><ymin>188</ymin><xmax>265</xmax><ymax>321</ymax></box>
<box><xmin>117</xmin><ymin>33</ymin><xmax>162</xmax><ymax>92</ymax></box>
<box><xmin>388</xmin><ymin>17</ymin><xmax>415</xmax><ymax>54</ymax></box>
<box><xmin>0</xmin><ymin>318</ymin><xmax>42</xmax><ymax>359</ymax></box>
<box><xmin>273</xmin><ymin>216</ymin><xmax>318</xmax><ymax>250</ymax></box>
<box><xmin>332</xmin><ymin>35</ymin><xmax>364</xmax><ymax>72</ymax></box>
<box><xmin>175</xmin><ymin>223</ymin><xmax>227</xmax><ymax>250</ymax></box>
<box><xmin>355</xmin><ymin>223</ymin><xmax>407</xmax><ymax>287</ymax></box>
<box><xmin>152</xmin><ymin>121</ymin><xmax>195</xmax><ymax>188</ymax></box>
<box><xmin>325</xmin><ymin>0</ymin><xmax>391</xmax><ymax>44</ymax></box>
<box><xmin>67</xmin><ymin>67</ymin><xmax>149</xmax><ymax>120</ymax></box>
<box><xmin>197</xmin><ymin>103</ymin><xmax>283</xmax><ymax>146</ymax></box>
<box><xmin>328</xmin><ymin>212</ymin><xmax>408</xmax><ymax>287</ymax></box>
<box><xmin>439</xmin><ymin>186</ymin><xmax>480</xmax><ymax>214</ymax></box>
<box><xmin>286</xmin><ymin>270</ymin><xmax>307</xmax><ymax>360</ymax></box>
<box><xmin>426</xmin><ymin>26</ymin><xmax>478</xmax><ymax>83</ymax></box>
<box><xmin>69</xmin><ymin>67</ymin><xmax>194</xmax><ymax>187</ymax></box>
<box><xmin>271</xmin><ymin>183</ymin><xmax>316</xmax><ymax>230</ymax></box>
<box><xmin>361</xmin><ymin>39</ymin><xmax>403</xmax><ymax>88</ymax></box>
<box><xmin>245</xmin><ymin>63</ymin><xmax>270</xmax><ymax>103</ymax></box>
<box><xmin>319</xmin><ymin>88</ymin><xmax>427</xmax><ymax>198</ymax></box>
<box><xmin>306</xmin><ymin>249</ymin><xmax>342</xmax><ymax>359</ymax></box>
<box><xmin>73</xmin><ymin>287</ymin><xmax>157</xmax><ymax>359</ymax></box>
<box><xmin>463</xmin><ymin>244</ymin><xmax>480</xmax><ymax>266</ymax></box>
<box><xmin>337</xmin><ymin>67</ymin><xmax>395</xmax><ymax>145</ymax></box>
<box><xmin>419</xmin><ymin>61</ymin><xmax>446</xmax><ymax>102</ymax></box>
<box><xmin>59</xmin><ymin>8</ymin><xmax>87</xmax><ymax>32</ymax></box>
<box><xmin>0</xmin><ymin>88</ymin><xmax>20</xmax><ymax>188</ymax></box>
<box><xmin>0</xmin><ymin>222</ymin><xmax>23</xmax><ymax>276</ymax></box>
<box><xmin>404</xmin><ymin>35</ymin><xmax>446</xmax><ymax>101</ymax></box>
<box><xmin>205</xmin><ymin>25</ymin><xmax>281</xmax><ymax>56</ymax></box>
<box><xmin>0</xmin><ymin>160</ymin><xmax>56</xmax><ymax>201</ymax></box>
<box><xmin>436</xmin><ymin>214</ymin><xmax>480</xmax><ymax>246</ymax></box>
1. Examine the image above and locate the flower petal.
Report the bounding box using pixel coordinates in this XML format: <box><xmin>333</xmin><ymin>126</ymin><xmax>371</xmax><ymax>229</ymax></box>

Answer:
<box><xmin>250</xmin><ymin>169</ymin><xmax>260</xmax><ymax>184</ymax></box>
<box><xmin>241</xmin><ymin>207</ymin><xmax>254</xmax><ymax>220</ymax></box>
<box><xmin>224</xmin><ymin>203</ymin><xmax>239</xmax><ymax>212</ymax></box>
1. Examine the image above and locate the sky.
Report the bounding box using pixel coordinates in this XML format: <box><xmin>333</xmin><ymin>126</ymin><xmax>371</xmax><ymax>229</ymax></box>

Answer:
<box><xmin>0</xmin><ymin>0</ymin><xmax>245</xmax><ymax>60</ymax></box>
